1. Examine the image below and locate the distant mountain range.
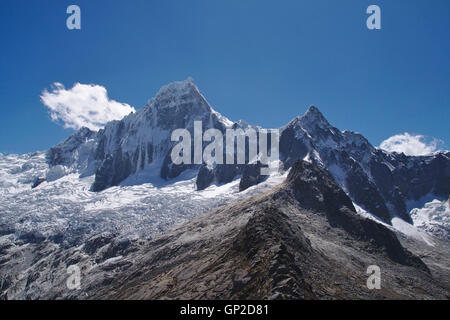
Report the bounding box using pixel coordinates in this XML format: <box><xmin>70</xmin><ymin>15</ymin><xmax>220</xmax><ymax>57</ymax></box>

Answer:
<box><xmin>46</xmin><ymin>78</ymin><xmax>449</xmax><ymax>227</ymax></box>
<box><xmin>0</xmin><ymin>78</ymin><xmax>448</xmax><ymax>299</ymax></box>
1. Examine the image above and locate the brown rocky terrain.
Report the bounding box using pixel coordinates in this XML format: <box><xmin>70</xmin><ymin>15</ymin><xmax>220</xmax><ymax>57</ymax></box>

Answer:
<box><xmin>1</xmin><ymin>160</ymin><xmax>448</xmax><ymax>300</ymax></box>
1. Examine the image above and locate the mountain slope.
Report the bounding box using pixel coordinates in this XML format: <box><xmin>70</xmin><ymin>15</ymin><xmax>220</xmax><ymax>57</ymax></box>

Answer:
<box><xmin>5</xmin><ymin>161</ymin><xmax>445</xmax><ymax>299</ymax></box>
<box><xmin>90</xmin><ymin>161</ymin><xmax>447</xmax><ymax>299</ymax></box>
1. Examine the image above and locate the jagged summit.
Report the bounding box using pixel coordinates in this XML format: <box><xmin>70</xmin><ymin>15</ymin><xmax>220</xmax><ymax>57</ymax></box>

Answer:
<box><xmin>300</xmin><ymin>105</ymin><xmax>331</xmax><ymax>128</ymax></box>
<box><xmin>281</xmin><ymin>105</ymin><xmax>332</xmax><ymax>138</ymax></box>
<box><xmin>143</xmin><ymin>77</ymin><xmax>212</xmax><ymax>115</ymax></box>
<box><xmin>151</xmin><ymin>78</ymin><xmax>202</xmax><ymax>105</ymax></box>
<box><xmin>303</xmin><ymin>105</ymin><xmax>324</xmax><ymax>118</ymax></box>
<box><xmin>155</xmin><ymin>77</ymin><xmax>197</xmax><ymax>97</ymax></box>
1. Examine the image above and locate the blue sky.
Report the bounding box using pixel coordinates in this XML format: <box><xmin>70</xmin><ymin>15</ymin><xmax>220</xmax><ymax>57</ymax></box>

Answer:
<box><xmin>0</xmin><ymin>0</ymin><xmax>449</xmax><ymax>154</ymax></box>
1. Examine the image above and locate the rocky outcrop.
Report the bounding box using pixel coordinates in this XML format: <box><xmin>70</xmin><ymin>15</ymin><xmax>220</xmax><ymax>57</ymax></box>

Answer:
<box><xmin>286</xmin><ymin>161</ymin><xmax>427</xmax><ymax>271</ymax></box>
<box><xmin>196</xmin><ymin>164</ymin><xmax>244</xmax><ymax>191</ymax></box>
<box><xmin>31</xmin><ymin>177</ymin><xmax>45</xmax><ymax>189</ymax></box>
<box><xmin>239</xmin><ymin>162</ymin><xmax>266</xmax><ymax>191</ymax></box>
<box><xmin>47</xmin><ymin>127</ymin><xmax>95</xmax><ymax>167</ymax></box>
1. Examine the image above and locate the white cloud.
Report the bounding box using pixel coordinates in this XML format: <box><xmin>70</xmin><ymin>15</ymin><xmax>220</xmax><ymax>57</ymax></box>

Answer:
<box><xmin>41</xmin><ymin>82</ymin><xmax>135</xmax><ymax>131</ymax></box>
<box><xmin>380</xmin><ymin>133</ymin><xmax>442</xmax><ymax>156</ymax></box>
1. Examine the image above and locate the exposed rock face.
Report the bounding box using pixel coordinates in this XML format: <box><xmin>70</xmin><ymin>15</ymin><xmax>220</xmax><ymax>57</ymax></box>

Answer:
<box><xmin>47</xmin><ymin>127</ymin><xmax>95</xmax><ymax>167</ymax></box>
<box><xmin>239</xmin><ymin>162</ymin><xmax>266</xmax><ymax>191</ymax></box>
<box><xmin>3</xmin><ymin>160</ymin><xmax>446</xmax><ymax>300</ymax></box>
<box><xmin>195</xmin><ymin>165</ymin><xmax>215</xmax><ymax>191</ymax></box>
<box><xmin>196</xmin><ymin>164</ymin><xmax>244</xmax><ymax>191</ymax></box>
<box><xmin>286</xmin><ymin>161</ymin><xmax>426</xmax><ymax>270</ymax></box>
<box><xmin>44</xmin><ymin>80</ymin><xmax>449</xmax><ymax>226</ymax></box>
<box><xmin>31</xmin><ymin>177</ymin><xmax>45</xmax><ymax>189</ymax></box>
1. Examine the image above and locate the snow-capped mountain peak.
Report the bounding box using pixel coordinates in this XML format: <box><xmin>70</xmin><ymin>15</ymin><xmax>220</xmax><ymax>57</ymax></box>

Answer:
<box><xmin>300</xmin><ymin>105</ymin><xmax>330</xmax><ymax>128</ymax></box>
<box><xmin>147</xmin><ymin>77</ymin><xmax>210</xmax><ymax>113</ymax></box>
<box><xmin>10</xmin><ymin>79</ymin><xmax>449</xmax><ymax>239</ymax></box>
